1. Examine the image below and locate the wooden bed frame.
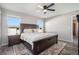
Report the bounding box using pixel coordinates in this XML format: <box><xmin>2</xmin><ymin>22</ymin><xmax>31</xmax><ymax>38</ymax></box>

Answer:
<box><xmin>20</xmin><ymin>24</ymin><xmax>58</xmax><ymax>55</ymax></box>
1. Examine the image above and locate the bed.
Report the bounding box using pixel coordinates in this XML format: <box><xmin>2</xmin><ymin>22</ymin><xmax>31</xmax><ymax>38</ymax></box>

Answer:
<box><xmin>20</xmin><ymin>24</ymin><xmax>58</xmax><ymax>55</ymax></box>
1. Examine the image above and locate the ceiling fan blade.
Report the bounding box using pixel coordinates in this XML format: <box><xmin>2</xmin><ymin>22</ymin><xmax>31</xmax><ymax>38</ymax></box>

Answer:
<box><xmin>47</xmin><ymin>9</ymin><xmax>55</xmax><ymax>11</ymax></box>
<box><xmin>38</xmin><ymin>5</ymin><xmax>43</xmax><ymax>9</ymax></box>
<box><xmin>47</xmin><ymin>3</ymin><xmax>55</xmax><ymax>8</ymax></box>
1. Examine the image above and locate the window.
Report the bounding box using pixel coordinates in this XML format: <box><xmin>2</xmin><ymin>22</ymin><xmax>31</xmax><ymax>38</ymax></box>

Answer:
<box><xmin>7</xmin><ymin>16</ymin><xmax>21</xmax><ymax>35</ymax></box>
<box><xmin>37</xmin><ymin>20</ymin><xmax>44</xmax><ymax>32</ymax></box>
<box><xmin>37</xmin><ymin>20</ymin><xmax>44</xmax><ymax>29</ymax></box>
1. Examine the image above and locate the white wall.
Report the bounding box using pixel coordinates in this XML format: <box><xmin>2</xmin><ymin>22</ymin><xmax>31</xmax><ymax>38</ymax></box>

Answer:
<box><xmin>0</xmin><ymin>8</ymin><xmax>8</xmax><ymax>46</ymax></box>
<box><xmin>21</xmin><ymin>16</ymin><xmax>38</xmax><ymax>24</ymax></box>
<box><xmin>45</xmin><ymin>12</ymin><xmax>79</xmax><ymax>42</ymax></box>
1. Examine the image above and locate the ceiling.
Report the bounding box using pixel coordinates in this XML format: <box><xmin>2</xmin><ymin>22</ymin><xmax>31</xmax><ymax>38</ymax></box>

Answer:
<box><xmin>0</xmin><ymin>3</ymin><xmax>79</xmax><ymax>18</ymax></box>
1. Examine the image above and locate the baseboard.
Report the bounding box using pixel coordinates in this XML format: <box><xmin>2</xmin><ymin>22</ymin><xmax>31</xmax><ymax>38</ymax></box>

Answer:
<box><xmin>0</xmin><ymin>43</ymin><xmax>8</xmax><ymax>47</ymax></box>
<box><xmin>58</xmin><ymin>39</ymin><xmax>73</xmax><ymax>43</ymax></box>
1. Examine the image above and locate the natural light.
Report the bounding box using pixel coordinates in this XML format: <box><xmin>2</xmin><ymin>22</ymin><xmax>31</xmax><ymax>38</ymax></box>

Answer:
<box><xmin>7</xmin><ymin>16</ymin><xmax>21</xmax><ymax>36</ymax></box>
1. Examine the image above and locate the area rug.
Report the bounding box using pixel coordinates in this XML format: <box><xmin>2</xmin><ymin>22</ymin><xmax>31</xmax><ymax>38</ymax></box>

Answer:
<box><xmin>13</xmin><ymin>41</ymin><xmax>66</xmax><ymax>55</ymax></box>
<box><xmin>0</xmin><ymin>41</ymin><xmax>66</xmax><ymax>55</ymax></box>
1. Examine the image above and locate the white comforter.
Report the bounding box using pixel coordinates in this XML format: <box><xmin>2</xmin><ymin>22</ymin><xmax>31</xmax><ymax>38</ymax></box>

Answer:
<box><xmin>20</xmin><ymin>32</ymin><xmax>57</xmax><ymax>46</ymax></box>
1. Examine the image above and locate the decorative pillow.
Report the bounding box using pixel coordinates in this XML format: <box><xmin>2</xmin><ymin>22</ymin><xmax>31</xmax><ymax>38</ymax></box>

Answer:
<box><xmin>32</xmin><ymin>29</ymin><xmax>38</xmax><ymax>32</ymax></box>
<box><xmin>23</xmin><ymin>29</ymin><xmax>32</xmax><ymax>33</ymax></box>
<box><xmin>32</xmin><ymin>29</ymin><xmax>43</xmax><ymax>33</ymax></box>
<box><xmin>37</xmin><ymin>29</ymin><xmax>43</xmax><ymax>33</ymax></box>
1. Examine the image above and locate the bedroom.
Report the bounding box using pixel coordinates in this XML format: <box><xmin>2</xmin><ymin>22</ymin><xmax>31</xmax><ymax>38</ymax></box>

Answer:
<box><xmin>0</xmin><ymin>3</ymin><xmax>78</xmax><ymax>55</ymax></box>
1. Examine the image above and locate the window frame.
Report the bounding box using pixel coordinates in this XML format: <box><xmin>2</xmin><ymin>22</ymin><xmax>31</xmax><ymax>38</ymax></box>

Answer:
<box><xmin>7</xmin><ymin>15</ymin><xmax>21</xmax><ymax>35</ymax></box>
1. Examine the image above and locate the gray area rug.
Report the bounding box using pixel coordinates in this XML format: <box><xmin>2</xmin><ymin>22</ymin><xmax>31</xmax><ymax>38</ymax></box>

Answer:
<box><xmin>0</xmin><ymin>41</ymin><xmax>66</xmax><ymax>55</ymax></box>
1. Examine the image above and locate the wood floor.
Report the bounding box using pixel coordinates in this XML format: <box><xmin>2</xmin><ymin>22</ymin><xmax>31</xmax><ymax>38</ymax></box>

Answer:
<box><xmin>0</xmin><ymin>41</ymin><xmax>66</xmax><ymax>55</ymax></box>
<box><xmin>0</xmin><ymin>38</ymin><xmax>78</xmax><ymax>55</ymax></box>
<box><xmin>59</xmin><ymin>37</ymin><xmax>78</xmax><ymax>55</ymax></box>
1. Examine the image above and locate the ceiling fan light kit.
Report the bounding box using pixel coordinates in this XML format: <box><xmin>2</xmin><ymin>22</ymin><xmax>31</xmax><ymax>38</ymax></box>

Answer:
<box><xmin>37</xmin><ymin>3</ymin><xmax>55</xmax><ymax>14</ymax></box>
<box><xmin>43</xmin><ymin>9</ymin><xmax>47</xmax><ymax>14</ymax></box>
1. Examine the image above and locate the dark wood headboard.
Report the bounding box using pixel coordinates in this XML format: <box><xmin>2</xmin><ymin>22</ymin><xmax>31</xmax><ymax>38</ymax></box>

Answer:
<box><xmin>20</xmin><ymin>24</ymin><xmax>38</xmax><ymax>33</ymax></box>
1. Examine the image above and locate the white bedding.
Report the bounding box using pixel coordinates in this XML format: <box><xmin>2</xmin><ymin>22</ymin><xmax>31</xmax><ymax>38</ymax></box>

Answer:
<box><xmin>20</xmin><ymin>32</ymin><xmax>57</xmax><ymax>47</ymax></box>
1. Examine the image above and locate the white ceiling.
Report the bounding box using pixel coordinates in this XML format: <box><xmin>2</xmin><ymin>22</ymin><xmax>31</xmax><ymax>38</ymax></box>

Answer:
<box><xmin>0</xmin><ymin>3</ymin><xmax>79</xmax><ymax>18</ymax></box>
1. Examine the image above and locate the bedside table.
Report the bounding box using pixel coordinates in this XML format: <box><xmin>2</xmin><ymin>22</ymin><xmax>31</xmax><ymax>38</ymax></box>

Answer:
<box><xmin>8</xmin><ymin>35</ymin><xmax>21</xmax><ymax>46</ymax></box>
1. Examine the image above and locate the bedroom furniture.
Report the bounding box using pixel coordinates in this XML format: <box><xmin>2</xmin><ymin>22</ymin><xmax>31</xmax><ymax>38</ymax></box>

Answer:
<box><xmin>20</xmin><ymin>24</ymin><xmax>58</xmax><ymax>55</ymax></box>
<box><xmin>20</xmin><ymin>24</ymin><xmax>38</xmax><ymax>33</ymax></box>
<box><xmin>8</xmin><ymin>35</ymin><xmax>21</xmax><ymax>46</ymax></box>
<box><xmin>21</xmin><ymin>35</ymin><xmax>58</xmax><ymax>55</ymax></box>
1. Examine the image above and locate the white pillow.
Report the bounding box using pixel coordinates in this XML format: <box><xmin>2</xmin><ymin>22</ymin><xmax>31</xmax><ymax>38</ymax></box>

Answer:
<box><xmin>23</xmin><ymin>29</ymin><xmax>27</xmax><ymax>33</ymax></box>
<box><xmin>37</xmin><ymin>29</ymin><xmax>43</xmax><ymax>33</ymax></box>
<box><xmin>32</xmin><ymin>29</ymin><xmax>38</xmax><ymax>32</ymax></box>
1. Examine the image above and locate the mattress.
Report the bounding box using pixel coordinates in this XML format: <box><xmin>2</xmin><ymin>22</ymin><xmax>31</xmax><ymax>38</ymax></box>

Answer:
<box><xmin>20</xmin><ymin>32</ymin><xmax>57</xmax><ymax>46</ymax></box>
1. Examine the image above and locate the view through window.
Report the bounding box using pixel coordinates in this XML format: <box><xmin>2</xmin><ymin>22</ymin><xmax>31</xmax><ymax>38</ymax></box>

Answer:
<box><xmin>7</xmin><ymin>16</ymin><xmax>21</xmax><ymax>36</ymax></box>
<box><xmin>37</xmin><ymin>20</ymin><xmax>44</xmax><ymax>32</ymax></box>
<box><xmin>37</xmin><ymin>20</ymin><xmax>44</xmax><ymax>29</ymax></box>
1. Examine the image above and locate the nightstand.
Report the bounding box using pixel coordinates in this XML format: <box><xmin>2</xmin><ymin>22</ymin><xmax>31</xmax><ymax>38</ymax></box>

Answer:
<box><xmin>8</xmin><ymin>35</ymin><xmax>21</xmax><ymax>46</ymax></box>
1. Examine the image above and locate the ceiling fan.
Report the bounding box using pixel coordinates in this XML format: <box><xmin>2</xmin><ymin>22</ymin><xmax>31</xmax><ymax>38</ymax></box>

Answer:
<box><xmin>38</xmin><ymin>3</ymin><xmax>55</xmax><ymax>14</ymax></box>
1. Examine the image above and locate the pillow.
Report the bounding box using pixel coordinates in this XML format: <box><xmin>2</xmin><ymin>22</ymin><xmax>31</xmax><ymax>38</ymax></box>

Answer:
<box><xmin>23</xmin><ymin>29</ymin><xmax>32</xmax><ymax>33</ymax></box>
<box><xmin>32</xmin><ymin>29</ymin><xmax>43</xmax><ymax>33</ymax></box>
<box><xmin>32</xmin><ymin>29</ymin><xmax>38</xmax><ymax>32</ymax></box>
<box><xmin>37</xmin><ymin>29</ymin><xmax>43</xmax><ymax>33</ymax></box>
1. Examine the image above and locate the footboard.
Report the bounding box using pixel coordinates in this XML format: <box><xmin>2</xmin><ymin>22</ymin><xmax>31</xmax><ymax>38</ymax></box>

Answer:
<box><xmin>33</xmin><ymin>35</ymin><xmax>58</xmax><ymax>55</ymax></box>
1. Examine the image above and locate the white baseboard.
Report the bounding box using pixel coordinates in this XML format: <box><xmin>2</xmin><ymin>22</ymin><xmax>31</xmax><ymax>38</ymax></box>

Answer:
<box><xmin>0</xmin><ymin>43</ymin><xmax>8</xmax><ymax>47</ymax></box>
<box><xmin>58</xmin><ymin>39</ymin><xmax>73</xmax><ymax>43</ymax></box>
